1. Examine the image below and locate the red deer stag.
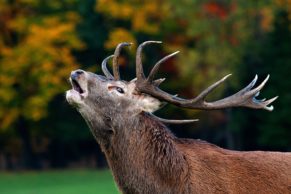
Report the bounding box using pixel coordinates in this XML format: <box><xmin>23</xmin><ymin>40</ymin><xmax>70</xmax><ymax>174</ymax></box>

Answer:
<box><xmin>66</xmin><ymin>41</ymin><xmax>291</xmax><ymax>194</ymax></box>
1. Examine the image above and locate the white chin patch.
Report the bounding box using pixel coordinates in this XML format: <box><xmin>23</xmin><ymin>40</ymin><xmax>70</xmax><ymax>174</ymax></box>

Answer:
<box><xmin>66</xmin><ymin>89</ymin><xmax>85</xmax><ymax>106</ymax></box>
<box><xmin>140</xmin><ymin>97</ymin><xmax>161</xmax><ymax>113</ymax></box>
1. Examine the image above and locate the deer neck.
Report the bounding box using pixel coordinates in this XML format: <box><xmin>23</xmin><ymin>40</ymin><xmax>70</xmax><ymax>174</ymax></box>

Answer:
<box><xmin>97</xmin><ymin>112</ymin><xmax>189</xmax><ymax>193</ymax></box>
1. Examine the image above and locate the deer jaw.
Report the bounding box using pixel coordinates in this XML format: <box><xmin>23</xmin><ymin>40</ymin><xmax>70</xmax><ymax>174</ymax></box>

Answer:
<box><xmin>66</xmin><ymin>70</ymin><xmax>89</xmax><ymax>107</ymax></box>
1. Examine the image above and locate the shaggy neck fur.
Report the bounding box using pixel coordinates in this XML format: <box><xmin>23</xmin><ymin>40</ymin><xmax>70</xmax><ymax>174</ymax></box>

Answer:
<box><xmin>94</xmin><ymin>112</ymin><xmax>190</xmax><ymax>194</ymax></box>
<box><xmin>86</xmin><ymin>111</ymin><xmax>291</xmax><ymax>194</ymax></box>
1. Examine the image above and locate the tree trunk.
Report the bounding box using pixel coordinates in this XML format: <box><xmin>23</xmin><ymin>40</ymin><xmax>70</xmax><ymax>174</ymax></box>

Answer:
<box><xmin>17</xmin><ymin>117</ymin><xmax>40</xmax><ymax>169</ymax></box>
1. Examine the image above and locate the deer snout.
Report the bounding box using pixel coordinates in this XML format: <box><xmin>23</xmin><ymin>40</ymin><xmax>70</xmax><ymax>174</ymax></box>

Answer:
<box><xmin>71</xmin><ymin>69</ymin><xmax>85</xmax><ymax>80</ymax></box>
<box><xmin>69</xmin><ymin>69</ymin><xmax>88</xmax><ymax>96</ymax></box>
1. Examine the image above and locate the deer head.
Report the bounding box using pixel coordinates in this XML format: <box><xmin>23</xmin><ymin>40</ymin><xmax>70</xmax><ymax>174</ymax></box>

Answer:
<box><xmin>66</xmin><ymin>43</ymin><xmax>164</xmax><ymax>140</ymax></box>
<box><xmin>66</xmin><ymin>41</ymin><xmax>277</xmax><ymax>140</ymax></box>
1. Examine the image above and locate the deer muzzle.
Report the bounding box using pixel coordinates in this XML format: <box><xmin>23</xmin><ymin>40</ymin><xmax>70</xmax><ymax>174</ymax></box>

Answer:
<box><xmin>66</xmin><ymin>69</ymin><xmax>89</xmax><ymax>106</ymax></box>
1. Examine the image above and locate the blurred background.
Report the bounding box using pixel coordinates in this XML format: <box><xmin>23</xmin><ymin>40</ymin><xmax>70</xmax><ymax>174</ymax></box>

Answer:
<box><xmin>0</xmin><ymin>0</ymin><xmax>290</xmax><ymax>193</ymax></box>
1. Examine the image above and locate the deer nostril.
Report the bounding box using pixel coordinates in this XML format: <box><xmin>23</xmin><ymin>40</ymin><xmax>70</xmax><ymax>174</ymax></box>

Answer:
<box><xmin>71</xmin><ymin>70</ymin><xmax>85</xmax><ymax>80</ymax></box>
<box><xmin>76</xmin><ymin>70</ymin><xmax>84</xmax><ymax>75</ymax></box>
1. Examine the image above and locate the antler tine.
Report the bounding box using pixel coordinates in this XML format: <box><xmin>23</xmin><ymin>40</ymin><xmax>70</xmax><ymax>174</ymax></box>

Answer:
<box><xmin>192</xmin><ymin>74</ymin><xmax>232</xmax><ymax>102</ymax></box>
<box><xmin>136</xmin><ymin>41</ymin><xmax>162</xmax><ymax>80</ymax></box>
<box><xmin>113</xmin><ymin>42</ymin><xmax>132</xmax><ymax>80</ymax></box>
<box><xmin>153</xmin><ymin>78</ymin><xmax>166</xmax><ymax>86</ymax></box>
<box><xmin>149</xmin><ymin>113</ymin><xmax>199</xmax><ymax>124</ymax></box>
<box><xmin>147</xmin><ymin>51</ymin><xmax>180</xmax><ymax>83</ymax></box>
<box><xmin>190</xmin><ymin>74</ymin><xmax>277</xmax><ymax>111</ymax></box>
<box><xmin>247</xmin><ymin>74</ymin><xmax>269</xmax><ymax>96</ymax></box>
<box><xmin>101</xmin><ymin>55</ymin><xmax>114</xmax><ymax>79</ymax></box>
<box><xmin>239</xmin><ymin>74</ymin><xmax>258</xmax><ymax>94</ymax></box>
<box><xmin>252</xmin><ymin>96</ymin><xmax>278</xmax><ymax>111</ymax></box>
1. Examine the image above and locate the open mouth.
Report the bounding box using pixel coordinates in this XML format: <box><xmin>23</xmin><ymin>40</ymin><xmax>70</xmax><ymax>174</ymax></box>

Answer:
<box><xmin>71</xmin><ymin>79</ymin><xmax>84</xmax><ymax>94</ymax></box>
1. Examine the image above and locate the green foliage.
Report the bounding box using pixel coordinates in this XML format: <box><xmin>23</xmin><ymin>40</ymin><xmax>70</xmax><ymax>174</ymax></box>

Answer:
<box><xmin>255</xmin><ymin>9</ymin><xmax>291</xmax><ymax>149</ymax></box>
<box><xmin>230</xmin><ymin>7</ymin><xmax>291</xmax><ymax>150</ymax></box>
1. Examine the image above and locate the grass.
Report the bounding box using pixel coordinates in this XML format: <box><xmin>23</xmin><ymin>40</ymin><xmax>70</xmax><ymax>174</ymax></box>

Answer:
<box><xmin>0</xmin><ymin>169</ymin><xmax>119</xmax><ymax>194</ymax></box>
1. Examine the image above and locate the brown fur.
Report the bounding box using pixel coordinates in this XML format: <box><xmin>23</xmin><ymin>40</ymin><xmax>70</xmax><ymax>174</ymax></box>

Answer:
<box><xmin>97</xmin><ymin>113</ymin><xmax>291</xmax><ymax>194</ymax></box>
<box><xmin>66</xmin><ymin>69</ymin><xmax>290</xmax><ymax>194</ymax></box>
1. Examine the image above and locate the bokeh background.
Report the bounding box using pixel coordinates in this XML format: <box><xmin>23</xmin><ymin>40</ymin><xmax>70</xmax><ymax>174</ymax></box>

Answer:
<box><xmin>0</xmin><ymin>0</ymin><xmax>290</xmax><ymax>193</ymax></box>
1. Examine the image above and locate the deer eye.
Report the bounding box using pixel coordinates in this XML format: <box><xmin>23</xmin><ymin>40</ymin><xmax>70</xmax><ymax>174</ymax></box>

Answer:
<box><xmin>116</xmin><ymin>87</ymin><xmax>124</xmax><ymax>94</ymax></box>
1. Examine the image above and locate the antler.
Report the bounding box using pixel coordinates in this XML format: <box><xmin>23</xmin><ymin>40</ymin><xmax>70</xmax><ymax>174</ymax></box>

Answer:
<box><xmin>135</xmin><ymin>41</ymin><xmax>278</xmax><ymax>112</ymax></box>
<box><xmin>101</xmin><ymin>42</ymin><xmax>132</xmax><ymax>80</ymax></box>
<box><xmin>101</xmin><ymin>55</ymin><xmax>114</xmax><ymax>79</ymax></box>
<box><xmin>113</xmin><ymin>42</ymin><xmax>132</xmax><ymax>80</ymax></box>
<box><xmin>149</xmin><ymin>113</ymin><xmax>199</xmax><ymax>124</ymax></box>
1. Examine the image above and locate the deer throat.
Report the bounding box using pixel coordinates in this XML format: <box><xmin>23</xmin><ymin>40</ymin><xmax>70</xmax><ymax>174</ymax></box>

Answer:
<box><xmin>99</xmin><ymin>114</ymin><xmax>189</xmax><ymax>193</ymax></box>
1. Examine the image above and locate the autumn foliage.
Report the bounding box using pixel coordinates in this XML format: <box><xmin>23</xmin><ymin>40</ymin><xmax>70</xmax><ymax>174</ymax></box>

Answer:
<box><xmin>0</xmin><ymin>0</ymin><xmax>83</xmax><ymax>129</ymax></box>
<box><xmin>0</xmin><ymin>0</ymin><xmax>290</xmax><ymax>169</ymax></box>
